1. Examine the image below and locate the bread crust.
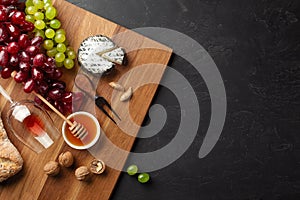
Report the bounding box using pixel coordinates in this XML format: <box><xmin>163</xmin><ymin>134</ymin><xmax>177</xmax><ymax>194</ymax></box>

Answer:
<box><xmin>0</xmin><ymin>116</ymin><xmax>23</xmax><ymax>182</ymax></box>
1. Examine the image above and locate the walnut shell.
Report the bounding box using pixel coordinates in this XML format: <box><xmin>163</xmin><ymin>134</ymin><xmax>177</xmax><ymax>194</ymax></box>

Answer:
<box><xmin>58</xmin><ymin>151</ymin><xmax>74</xmax><ymax>167</ymax></box>
<box><xmin>89</xmin><ymin>159</ymin><xmax>105</xmax><ymax>174</ymax></box>
<box><xmin>75</xmin><ymin>166</ymin><xmax>90</xmax><ymax>181</ymax></box>
<box><xmin>44</xmin><ymin>161</ymin><xmax>60</xmax><ymax>176</ymax></box>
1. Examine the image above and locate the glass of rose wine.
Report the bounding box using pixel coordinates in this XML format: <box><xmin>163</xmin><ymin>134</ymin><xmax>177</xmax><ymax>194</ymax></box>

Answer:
<box><xmin>0</xmin><ymin>84</ymin><xmax>60</xmax><ymax>153</ymax></box>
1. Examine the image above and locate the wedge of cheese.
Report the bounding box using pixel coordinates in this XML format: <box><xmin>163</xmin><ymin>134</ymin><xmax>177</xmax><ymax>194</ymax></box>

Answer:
<box><xmin>78</xmin><ymin>35</ymin><xmax>126</xmax><ymax>74</ymax></box>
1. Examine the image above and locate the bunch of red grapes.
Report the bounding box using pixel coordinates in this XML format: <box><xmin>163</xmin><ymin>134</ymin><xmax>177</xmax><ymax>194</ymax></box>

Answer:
<box><xmin>0</xmin><ymin>0</ymin><xmax>83</xmax><ymax>114</ymax></box>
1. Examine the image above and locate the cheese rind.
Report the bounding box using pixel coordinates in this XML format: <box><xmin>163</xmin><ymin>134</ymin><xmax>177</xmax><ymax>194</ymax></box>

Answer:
<box><xmin>78</xmin><ymin>35</ymin><xmax>126</xmax><ymax>74</ymax></box>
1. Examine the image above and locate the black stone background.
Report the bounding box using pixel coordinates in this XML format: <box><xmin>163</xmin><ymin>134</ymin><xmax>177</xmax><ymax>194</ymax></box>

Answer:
<box><xmin>68</xmin><ymin>0</ymin><xmax>300</xmax><ymax>199</ymax></box>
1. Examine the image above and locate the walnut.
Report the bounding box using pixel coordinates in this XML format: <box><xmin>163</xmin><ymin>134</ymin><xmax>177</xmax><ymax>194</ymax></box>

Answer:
<box><xmin>58</xmin><ymin>151</ymin><xmax>74</xmax><ymax>167</ymax></box>
<box><xmin>44</xmin><ymin>161</ymin><xmax>60</xmax><ymax>176</ymax></box>
<box><xmin>75</xmin><ymin>166</ymin><xmax>90</xmax><ymax>181</ymax></box>
<box><xmin>89</xmin><ymin>159</ymin><xmax>105</xmax><ymax>174</ymax></box>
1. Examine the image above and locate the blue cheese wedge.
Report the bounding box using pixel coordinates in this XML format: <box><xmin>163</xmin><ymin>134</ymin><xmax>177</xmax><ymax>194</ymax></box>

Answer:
<box><xmin>78</xmin><ymin>35</ymin><xmax>126</xmax><ymax>74</ymax></box>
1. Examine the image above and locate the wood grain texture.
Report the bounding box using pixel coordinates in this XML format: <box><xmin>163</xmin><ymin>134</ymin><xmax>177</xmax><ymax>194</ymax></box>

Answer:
<box><xmin>0</xmin><ymin>0</ymin><xmax>172</xmax><ymax>199</ymax></box>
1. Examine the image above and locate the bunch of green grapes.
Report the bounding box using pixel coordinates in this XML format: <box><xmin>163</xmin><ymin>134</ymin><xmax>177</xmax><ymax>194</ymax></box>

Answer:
<box><xmin>25</xmin><ymin>0</ymin><xmax>76</xmax><ymax>69</ymax></box>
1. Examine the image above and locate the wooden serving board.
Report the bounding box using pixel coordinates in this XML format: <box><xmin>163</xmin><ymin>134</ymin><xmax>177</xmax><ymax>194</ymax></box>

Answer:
<box><xmin>0</xmin><ymin>0</ymin><xmax>172</xmax><ymax>199</ymax></box>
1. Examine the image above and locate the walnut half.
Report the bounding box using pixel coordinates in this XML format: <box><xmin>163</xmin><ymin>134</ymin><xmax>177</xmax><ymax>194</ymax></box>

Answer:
<box><xmin>89</xmin><ymin>159</ymin><xmax>105</xmax><ymax>174</ymax></box>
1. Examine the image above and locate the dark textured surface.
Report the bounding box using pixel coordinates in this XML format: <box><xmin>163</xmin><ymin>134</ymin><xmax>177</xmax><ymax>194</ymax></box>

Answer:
<box><xmin>69</xmin><ymin>0</ymin><xmax>300</xmax><ymax>199</ymax></box>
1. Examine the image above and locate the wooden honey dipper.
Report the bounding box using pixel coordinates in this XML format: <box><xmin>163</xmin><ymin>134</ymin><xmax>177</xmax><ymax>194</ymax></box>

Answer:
<box><xmin>34</xmin><ymin>92</ymin><xmax>88</xmax><ymax>140</ymax></box>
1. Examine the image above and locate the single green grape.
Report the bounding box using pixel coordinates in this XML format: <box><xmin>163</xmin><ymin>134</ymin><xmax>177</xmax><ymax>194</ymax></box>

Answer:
<box><xmin>44</xmin><ymin>2</ymin><xmax>52</xmax><ymax>9</ymax></box>
<box><xmin>43</xmin><ymin>40</ymin><xmax>54</xmax><ymax>50</ymax></box>
<box><xmin>54</xmin><ymin>33</ymin><xmax>66</xmax><ymax>43</ymax></box>
<box><xmin>25</xmin><ymin>15</ymin><xmax>35</xmax><ymax>23</ymax></box>
<box><xmin>43</xmin><ymin>0</ymin><xmax>52</xmax><ymax>4</ymax></box>
<box><xmin>34</xmin><ymin>20</ymin><xmax>46</xmax><ymax>30</ymax></box>
<box><xmin>45</xmin><ymin>28</ymin><xmax>55</xmax><ymax>38</ymax></box>
<box><xmin>67</xmin><ymin>50</ymin><xmax>76</xmax><ymax>59</ymax></box>
<box><xmin>55</xmin><ymin>29</ymin><xmax>66</xmax><ymax>35</ymax></box>
<box><xmin>33</xmin><ymin>0</ymin><xmax>44</xmax><ymax>9</ymax></box>
<box><xmin>55</xmin><ymin>52</ymin><xmax>65</xmax><ymax>62</ymax></box>
<box><xmin>47</xmin><ymin>48</ymin><xmax>57</xmax><ymax>57</ymax></box>
<box><xmin>56</xmin><ymin>61</ymin><xmax>64</xmax><ymax>68</ymax></box>
<box><xmin>127</xmin><ymin>165</ymin><xmax>138</xmax><ymax>176</ymax></box>
<box><xmin>49</xmin><ymin>19</ymin><xmax>61</xmax><ymax>29</ymax></box>
<box><xmin>45</xmin><ymin>6</ymin><xmax>56</xmax><ymax>20</ymax></box>
<box><xmin>27</xmin><ymin>6</ymin><xmax>37</xmax><ymax>15</ymax></box>
<box><xmin>25</xmin><ymin>0</ymin><xmax>34</xmax><ymax>7</ymax></box>
<box><xmin>56</xmin><ymin>43</ymin><xmax>66</xmax><ymax>52</ymax></box>
<box><xmin>35</xmin><ymin>29</ymin><xmax>45</xmax><ymax>38</ymax></box>
<box><xmin>63</xmin><ymin>58</ymin><xmax>74</xmax><ymax>69</ymax></box>
<box><xmin>34</xmin><ymin>12</ymin><xmax>44</xmax><ymax>20</ymax></box>
<box><xmin>137</xmin><ymin>173</ymin><xmax>150</xmax><ymax>183</ymax></box>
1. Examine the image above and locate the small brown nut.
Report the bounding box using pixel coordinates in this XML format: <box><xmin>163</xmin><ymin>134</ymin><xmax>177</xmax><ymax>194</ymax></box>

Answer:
<box><xmin>75</xmin><ymin>166</ymin><xmax>90</xmax><ymax>181</ymax></box>
<box><xmin>109</xmin><ymin>82</ymin><xmax>125</xmax><ymax>92</ymax></box>
<box><xmin>44</xmin><ymin>161</ymin><xmax>60</xmax><ymax>176</ymax></box>
<box><xmin>58</xmin><ymin>151</ymin><xmax>74</xmax><ymax>167</ymax></box>
<box><xmin>120</xmin><ymin>87</ymin><xmax>133</xmax><ymax>102</ymax></box>
<box><xmin>89</xmin><ymin>159</ymin><xmax>105</xmax><ymax>174</ymax></box>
